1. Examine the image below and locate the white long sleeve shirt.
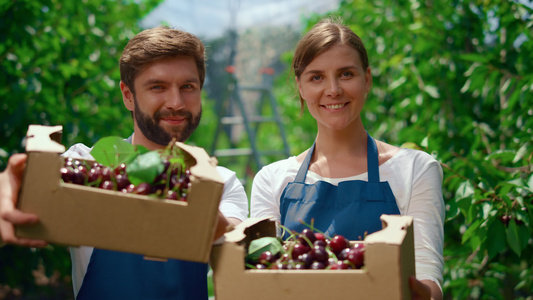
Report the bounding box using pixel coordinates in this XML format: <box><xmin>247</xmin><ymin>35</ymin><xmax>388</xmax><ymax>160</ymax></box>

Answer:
<box><xmin>250</xmin><ymin>147</ymin><xmax>445</xmax><ymax>289</ymax></box>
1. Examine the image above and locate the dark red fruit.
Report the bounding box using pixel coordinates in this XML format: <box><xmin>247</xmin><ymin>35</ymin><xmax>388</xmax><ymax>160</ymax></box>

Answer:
<box><xmin>337</xmin><ymin>248</ymin><xmax>351</xmax><ymax>261</ymax></box>
<box><xmin>310</xmin><ymin>261</ymin><xmax>326</xmax><ymax>270</ymax></box>
<box><xmin>114</xmin><ymin>163</ymin><xmax>127</xmax><ymax>175</ymax></box>
<box><xmin>298</xmin><ymin>253</ymin><xmax>314</xmax><ymax>268</ymax></box>
<box><xmin>314</xmin><ymin>232</ymin><xmax>326</xmax><ymax>243</ymax></box>
<box><xmin>60</xmin><ymin>167</ymin><xmax>74</xmax><ymax>183</ymax></box>
<box><xmin>99</xmin><ymin>180</ymin><xmax>115</xmax><ymax>190</ymax></box>
<box><xmin>314</xmin><ymin>239</ymin><xmax>327</xmax><ymax>248</ymax></box>
<box><xmin>329</xmin><ymin>235</ymin><xmax>349</xmax><ymax>255</ymax></box>
<box><xmin>71</xmin><ymin>168</ymin><xmax>86</xmax><ymax>185</ymax></box>
<box><xmin>88</xmin><ymin>168</ymin><xmax>101</xmax><ymax>183</ymax></box>
<box><xmin>165</xmin><ymin>190</ymin><xmax>178</xmax><ymax>200</ymax></box>
<box><xmin>346</xmin><ymin>248</ymin><xmax>364</xmax><ymax>269</ymax></box>
<box><xmin>135</xmin><ymin>182</ymin><xmax>153</xmax><ymax>195</ymax></box>
<box><xmin>100</xmin><ymin>167</ymin><xmax>112</xmax><ymax>182</ymax></box>
<box><xmin>330</xmin><ymin>260</ymin><xmax>351</xmax><ymax>270</ymax></box>
<box><xmin>298</xmin><ymin>228</ymin><xmax>317</xmax><ymax>247</ymax></box>
<box><xmin>115</xmin><ymin>174</ymin><xmax>130</xmax><ymax>190</ymax></box>
<box><xmin>291</xmin><ymin>242</ymin><xmax>311</xmax><ymax>259</ymax></box>
<box><xmin>259</xmin><ymin>251</ymin><xmax>277</xmax><ymax>265</ymax></box>
<box><xmin>311</xmin><ymin>245</ymin><xmax>329</xmax><ymax>263</ymax></box>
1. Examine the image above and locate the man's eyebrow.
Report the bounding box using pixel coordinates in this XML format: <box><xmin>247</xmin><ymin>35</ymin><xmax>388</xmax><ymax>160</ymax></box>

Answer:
<box><xmin>141</xmin><ymin>77</ymin><xmax>200</xmax><ymax>87</ymax></box>
<box><xmin>142</xmin><ymin>79</ymin><xmax>167</xmax><ymax>87</ymax></box>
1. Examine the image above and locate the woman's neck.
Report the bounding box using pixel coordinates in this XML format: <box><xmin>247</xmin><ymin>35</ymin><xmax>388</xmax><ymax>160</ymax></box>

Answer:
<box><xmin>308</xmin><ymin>122</ymin><xmax>369</xmax><ymax>178</ymax></box>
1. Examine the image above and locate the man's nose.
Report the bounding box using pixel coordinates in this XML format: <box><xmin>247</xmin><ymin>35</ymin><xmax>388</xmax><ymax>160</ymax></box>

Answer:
<box><xmin>165</xmin><ymin>88</ymin><xmax>184</xmax><ymax>110</ymax></box>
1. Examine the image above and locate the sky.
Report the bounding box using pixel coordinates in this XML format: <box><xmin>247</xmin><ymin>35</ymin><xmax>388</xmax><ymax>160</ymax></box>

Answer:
<box><xmin>141</xmin><ymin>0</ymin><xmax>342</xmax><ymax>39</ymax></box>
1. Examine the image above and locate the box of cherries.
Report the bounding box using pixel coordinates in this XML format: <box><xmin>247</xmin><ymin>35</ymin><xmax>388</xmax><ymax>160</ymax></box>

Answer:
<box><xmin>16</xmin><ymin>125</ymin><xmax>224</xmax><ymax>263</ymax></box>
<box><xmin>210</xmin><ymin>214</ymin><xmax>416</xmax><ymax>299</ymax></box>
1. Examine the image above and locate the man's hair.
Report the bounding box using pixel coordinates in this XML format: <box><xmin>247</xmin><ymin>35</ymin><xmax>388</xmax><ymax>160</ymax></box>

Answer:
<box><xmin>120</xmin><ymin>26</ymin><xmax>206</xmax><ymax>94</ymax></box>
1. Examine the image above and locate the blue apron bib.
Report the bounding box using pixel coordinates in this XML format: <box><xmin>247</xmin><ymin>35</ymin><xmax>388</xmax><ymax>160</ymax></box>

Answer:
<box><xmin>280</xmin><ymin>133</ymin><xmax>400</xmax><ymax>240</ymax></box>
<box><xmin>76</xmin><ymin>249</ymin><xmax>208</xmax><ymax>300</ymax></box>
<box><xmin>76</xmin><ymin>134</ymin><xmax>208</xmax><ymax>300</ymax></box>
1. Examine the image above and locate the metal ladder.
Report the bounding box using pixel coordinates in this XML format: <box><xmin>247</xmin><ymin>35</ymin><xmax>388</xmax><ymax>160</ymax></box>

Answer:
<box><xmin>210</xmin><ymin>67</ymin><xmax>291</xmax><ymax>187</ymax></box>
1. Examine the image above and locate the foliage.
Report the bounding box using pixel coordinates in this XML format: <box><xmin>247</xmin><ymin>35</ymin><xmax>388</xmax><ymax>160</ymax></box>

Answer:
<box><xmin>0</xmin><ymin>0</ymin><xmax>161</xmax><ymax>298</ymax></box>
<box><xmin>270</xmin><ymin>0</ymin><xmax>533</xmax><ymax>298</ymax></box>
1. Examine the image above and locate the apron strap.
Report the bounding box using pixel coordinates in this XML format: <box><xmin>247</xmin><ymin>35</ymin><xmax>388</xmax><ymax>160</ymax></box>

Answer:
<box><xmin>294</xmin><ymin>142</ymin><xmax>315</xmax><ymax>183</ymax></box>
<box><xmin>366</xmin><ymin>132</ymin><xmax>379</xmax><ymax>183</ymax></box>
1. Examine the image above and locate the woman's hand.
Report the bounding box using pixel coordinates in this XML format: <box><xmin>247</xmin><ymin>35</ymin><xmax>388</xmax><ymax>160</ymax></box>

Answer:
<box><xmin>0</xmin><ymin>154</ymin><xmax>47</xmax><ymax>247</ymax></box>
<box><xmin>409</xmin><ymin>276</ymin><xmax>442</xmax><ymax>300</ymax></box>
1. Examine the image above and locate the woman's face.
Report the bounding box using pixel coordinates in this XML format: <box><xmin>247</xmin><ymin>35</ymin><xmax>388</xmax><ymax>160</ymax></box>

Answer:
<box><xmin>296</xmin><ymin>44</ymin><xmax>371</xmax><ymax>132</ymax></box>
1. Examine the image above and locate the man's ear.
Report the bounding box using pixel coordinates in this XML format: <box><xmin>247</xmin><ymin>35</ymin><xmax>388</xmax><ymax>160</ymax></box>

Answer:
<box><xmin>120</xmin><ymin>81</ymin><xmax>135</xmax><ymax>112</ymax></box>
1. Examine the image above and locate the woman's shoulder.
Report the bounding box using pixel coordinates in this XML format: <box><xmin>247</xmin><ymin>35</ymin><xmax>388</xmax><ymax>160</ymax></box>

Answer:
<box><xmin>259</xmin><ymin>156</ymin><xmax>300</xmax><ymax>174</ymax></box>
<box><xmin>387</xmin><ymin>146</ymin><xmax>442</xmax><ymax>173</ymax></box>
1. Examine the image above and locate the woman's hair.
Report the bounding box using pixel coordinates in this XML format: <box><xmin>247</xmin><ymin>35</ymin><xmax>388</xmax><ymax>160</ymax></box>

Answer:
<box><xmin>292</xmin><ymin>17</ymin><xmax>369</xmax><ymax>110</ymax></box>
<box><xmin>119</xmin><ymin>26</ymin><xmax>206</xmax><ymax>94</ymax></box>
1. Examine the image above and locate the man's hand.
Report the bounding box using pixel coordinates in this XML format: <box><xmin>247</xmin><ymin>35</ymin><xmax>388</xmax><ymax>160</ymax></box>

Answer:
<box><xmin>213</xmin><ymin>210</ymin><xmax>241</xmax><ymax>241</ymax></box>
<box><xmin>0</xmin><ymin>154</ymin><xmax>47</xmax><ymax>247</ymax></box>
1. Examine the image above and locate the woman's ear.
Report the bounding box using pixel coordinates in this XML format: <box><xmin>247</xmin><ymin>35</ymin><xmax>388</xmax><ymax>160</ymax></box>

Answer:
<box><xmin>296</xmin><ymin>76</ymin><xmax>304</xmax><ymax>99</ymax></box>
<box><xmin>120</xmin><ymin>81</ymin><xmax>135</xmax><ymax>112</ymax></box>
<box><xmin>364</xmin><ymin>67</ymin><xmax>373</xmax><ymax>95</ymax></box>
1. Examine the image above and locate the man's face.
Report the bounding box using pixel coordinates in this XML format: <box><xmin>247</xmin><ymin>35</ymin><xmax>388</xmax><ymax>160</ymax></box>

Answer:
<box><xmin>122</xmin><ymin>56</ymin><xmax>202</xmax><ymax>147</ymax></box>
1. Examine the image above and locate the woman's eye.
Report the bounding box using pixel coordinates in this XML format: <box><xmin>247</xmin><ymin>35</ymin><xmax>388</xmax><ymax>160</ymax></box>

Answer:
<box><xmin>311</xmin><ymin>75</ymin><xmax>322</xmax><ymax>81</ymax></box>
<box><xmin>341</xmin><ymin>71</ymin><xmax>353</xmax><ymax>78</ymax></box>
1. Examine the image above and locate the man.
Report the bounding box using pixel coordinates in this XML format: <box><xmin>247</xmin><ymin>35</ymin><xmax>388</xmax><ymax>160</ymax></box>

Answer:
<box><xmin>0</xmin><ymin>26</ymin><xmax>249</xmax><ymax>299</ymax></box>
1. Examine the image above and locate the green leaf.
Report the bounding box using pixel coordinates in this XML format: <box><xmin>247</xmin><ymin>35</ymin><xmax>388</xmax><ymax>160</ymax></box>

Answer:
<box><xmin>485</xmin><ymin>149</ymin><xmax>515</xmax><ymax>162</ymax></box>
<box><xmin>486</xmin><ymin>220</ymin><xmax>506</xmax><ymax>260</ymax></box>
<box><xmin>506</xmin><ymin>219</ymin><xmax>522</xmax><ymax>256</ymax></box>
<box><xmin>90</xmin><ymin>136</ymin><xmax>136</xmax><ymax>167</ymax></box>
<box><xmin>459</xmin><ymin>53</ymin><xmax>490</xmax><ymax>63</ymax></box>
<box><xmin>462</xmin><ymin>219</ymin><xmax>482</xmax><ymax>245</ymax></box>
<box><xmin>126</xmin><ymin>151</ymin><xmax>164</xmax><ymax>185</ymax></box>
<box><xmin>456</xmin><ymin>181</ymin><xmax>474</xmax><ymax>200</ymax></box>
<box><xmin>513</xmin><ymin>144</ymin><xmax>528</xmax><ymax>164</ymax></box>
<box><xmin>246</xmin><ymin>237</ymin><xmax>283</xmax><ymax>261</ymax></box>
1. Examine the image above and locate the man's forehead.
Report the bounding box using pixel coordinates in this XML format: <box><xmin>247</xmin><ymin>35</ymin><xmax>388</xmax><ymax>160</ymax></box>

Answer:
<box><xmin>135</xmin><ymin>56</ymin><xmax>200</xmax><ymax>83</ymax></box>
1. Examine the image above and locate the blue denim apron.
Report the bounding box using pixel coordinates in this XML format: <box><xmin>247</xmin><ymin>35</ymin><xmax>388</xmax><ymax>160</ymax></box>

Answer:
<box><xmin>280</xmin><ymin>133</ymin><xmax>400</xmax><ymax>240</ymax></box>
<box><xmin>76</xmin><ymin>134</ymin><xmax>208</xmax><ymax>300</ymax></box>
<box><xmin>76</xmin><ymin>250</ymin><xmax>208</xmax><ymax>300</ymax></box>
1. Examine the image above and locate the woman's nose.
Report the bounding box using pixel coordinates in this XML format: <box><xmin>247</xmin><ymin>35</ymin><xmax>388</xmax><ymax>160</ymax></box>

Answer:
<box><xmin>326</xmin><ymin>80</ymin><xmax>342</xmax><ymax>97</ymax></box>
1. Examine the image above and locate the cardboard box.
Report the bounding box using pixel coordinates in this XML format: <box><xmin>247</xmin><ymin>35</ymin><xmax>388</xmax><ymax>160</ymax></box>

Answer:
<box><xmin>210</xmin><ymin>214</ymin><xmax>415</xmax><ymax>299</ymax></box>
<box><xmin>16</xmin><ymin>125</ymin><xmax>224</xmax><ymax>263</ymax></box>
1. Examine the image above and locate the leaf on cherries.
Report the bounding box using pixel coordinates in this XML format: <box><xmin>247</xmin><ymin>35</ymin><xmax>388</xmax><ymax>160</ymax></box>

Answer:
<box><xmin>90</xmin><ymin>136</ymin><xmax>136</xmax><ymax>167</ymax></box>
<box><xmin>127</xmin><ymin>151</ymin><xmax>165</xmax><ymax>185</ymax></box>
<box><xmin>246</xmin><ymin>237</ymin><xmax>283</xmax><ymax>262</ymax></box>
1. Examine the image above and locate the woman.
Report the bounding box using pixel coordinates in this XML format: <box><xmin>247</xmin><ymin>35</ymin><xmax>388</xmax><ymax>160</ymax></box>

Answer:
<box><xmin>250</xmin><ymin>18</ymin><xmax>444</xmax><ymax>299</ymax></box>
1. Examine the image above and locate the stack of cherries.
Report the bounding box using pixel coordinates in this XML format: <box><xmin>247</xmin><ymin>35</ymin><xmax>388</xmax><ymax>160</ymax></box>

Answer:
<box><xmin>247</xmin><ymin>228</ymin><xmax>365</xmax><ymax>270</ymax></box>
<box><xmin>59</xmin><ymin>157</ymin><xmax>191</xmax><ymax>201</ymax></box>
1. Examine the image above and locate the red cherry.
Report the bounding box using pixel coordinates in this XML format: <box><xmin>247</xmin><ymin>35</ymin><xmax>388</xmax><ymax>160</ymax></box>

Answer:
<box><xmin>329</xmin><ymin>235</ymin><xmax>349</xmax><ymax>255</ymax></box>
<box><xmin>291</xmin><ymin>242</ymin><xmax>311</xmax><ymax>259</ymax></box>
<box><xmin>346</xmin><ymin>248</ymin><xmax>364</xmax><ymax>269</ymax></box>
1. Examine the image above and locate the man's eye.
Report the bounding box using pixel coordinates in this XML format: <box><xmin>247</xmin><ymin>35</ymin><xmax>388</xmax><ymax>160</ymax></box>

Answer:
<box><xmin>151</xmin><ymin>85</ymin><xmax>163</xmax><ymax>90</ymax></box>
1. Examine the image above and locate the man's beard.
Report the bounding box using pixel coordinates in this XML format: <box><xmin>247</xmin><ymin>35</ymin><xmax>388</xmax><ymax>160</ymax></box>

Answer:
<box><xmin>133</xmin><ymin>96</ymin><xmax>201</xmax><ymax>146</ymax></box>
